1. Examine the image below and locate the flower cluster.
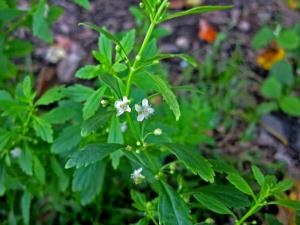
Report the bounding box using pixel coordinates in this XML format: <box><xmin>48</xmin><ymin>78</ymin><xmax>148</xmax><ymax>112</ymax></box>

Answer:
<box><xmin>131</xmin><ymin>167</ymin><xmax>145</xmax><ymax>185</ymax></box>
<box><xmin>115</xmin><ymin>97</ymin><xmax>154</xmax><ymax>122</ymax></box>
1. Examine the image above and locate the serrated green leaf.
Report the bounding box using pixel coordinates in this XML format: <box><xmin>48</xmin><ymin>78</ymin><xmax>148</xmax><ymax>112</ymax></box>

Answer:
<box><xmin>35</xmin><ymin>86</ymin><xmax>65</xmax><ymax>106</ymax></box>
<box><xmin>83</xmin><ymin>87</ymin><xmax>106</xmax><ymax>120</ymax></box>
<box><xmin>51</xmin><ymin>125</ymin><xmax>82</xmax><ymax>154</ymax></box>
<box><xmin>141</xmin><ymin>54</ymin><xmax>197</xmax><ymax>68</ymax></box>
<box><xmin>99</xmin><ymin>30</ymin><xmax>113</xmax><ymax>64</ymax></box>
<box><xmin>0</xmin><ymin>8</ymin><xmax>23</xmax><ymax>21</ymax></box>
<box><xmin>72</xmin><ymin>160</ymin><xmax>106</xmax><ymax>205</ymax></box>
<box><xmin>4</xmin><ymin>39</ymin><xmax>33</xmax><ymax>57</ymax></box>
<box><xmin>63</xmin><ymin>84</ymin><xmax>94</xmax><ymax>102</ymax></box>
<box><xmin>149</xmin><ymin>74</ymin><xmax>180</xmax><ymax>120</ymax></box>
<box><xmin>18</xmin><ymin>149</ymin><xmax>32</xmax><ymax>176</ymax></box>
<box><xmin>65</xmin><ymin>143</ymin><xmax>123</xmax><ymax>169</ymax></box>
<box><xmin>194</xmin><ymin>192</ymin><xmax>234</xmax><ymax>215</ymax></box>
<box><xmin>50</xmin><ymin>157</ymin><xmax>69</xmax><ymax>192</ymax></box>
<box><xmin>33</xmin><ymin>156</ymin><xmax>45</xmax><ymax>184</ymax></box>
<box><xmin>197</xmin><ymin>185</ymin><xmax>251</xmax><ymax>208</ymax></box>
<box><xmin>81</xmin><ymin>111</ymin><xmax>111</xmax><ymax>137</ymax></box>
<box><xmin>116</xmin><ymin>29</ymin><xmax>136</xmax><ymax>62</ymax></box>
<box><xmin>160</xmin><ymin>5</ymin><xmax>232</xmax><ymax>22</ymax></box>
<box><xmin>32</xmin><ymin>116</ymin><xmax>53</xmax><ymax>143</ymax></box>
<box><xmin>21</xmin><ymin>191</ymin><xmax>32</xmax><ymax>225</ymax></box>
<box><xmin>131</xmin><ymin>190</ymin><xmax>147</xmax><ymax>211</ymax></box>
<box><xmin>164</xmin><ymin>143</ymin><xmax>214</xmax><ymax>183</ymax></box>
<box><xmin>158</xmin><ymin>181</ymin><xmax>192</xmax><ymax>225</ymax></box>
<box><xmin>272</xmin><ymin>179</ymin><xmax>294</xmax><ymax>193</ymax></box>
<box><xmin>272</xmin><ymin>199</ymin><xmax>300</xmax><ymax>210</ymax></box>
<box><xmin>279</xmin><ymin>95</ymin><xmax>300</xmax><ymax>117</ymax></box>
<box><xmin>0</xmin><ymin>160</ymin><xmax>7</xmax><ymax>196</ymax></box>
<box><xmin>100</xmin><ymin>73</ymin><xmax>125</xmax><ymax>98</ymax></box>
<box><xmin>75</xmin><ymin>65</ymin><xmax>100</xmax><ymax>80</ymax></box>
<box><xmin>226</xmin><ymin>173</ymin><xmax>254</xmax><ymax>197</ymax></box>
<box><xmin>251</xmin><ymin>165</ymin><xmax>265</xmax><ymax>186</ymax></box>
<box><xmin>108</xmin><ymin>116</ymin><xmax>124</xmax><ymax>169</ymax></box>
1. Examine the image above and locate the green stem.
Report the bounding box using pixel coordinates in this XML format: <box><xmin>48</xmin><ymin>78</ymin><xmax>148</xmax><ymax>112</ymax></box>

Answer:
<box><xmin>125</xmin><ymin>0</ymin><xmax>168</xmax><ymax>96</ymax></box>
<box><xmin>125</xmin><ymin>21</ymin><xmax>156</xmax><ymax>96</ymax></box>
<box><xmin>235</xmin><ymin>202</ymin><xmax>261</xmax><ymax>225</ymax></box>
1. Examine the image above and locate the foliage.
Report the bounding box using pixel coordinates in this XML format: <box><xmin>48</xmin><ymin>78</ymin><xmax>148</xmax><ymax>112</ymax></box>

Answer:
<box><xmin>0</xmin><ymin>1</ymin><xmax>299</xmax><ymax>225</ymax></box>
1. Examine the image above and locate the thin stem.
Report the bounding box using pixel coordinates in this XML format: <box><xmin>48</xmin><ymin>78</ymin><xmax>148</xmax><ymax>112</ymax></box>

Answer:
<box><xmin>125</xmin><ymin>21</ymin><xmax>156</xmax><ymax>96</ymax></box>
<box><xmin>235</xmin><ymin>202</ymin><xmax>261</xmax><ymax>225</ymax></box>
<box><xmin>125</xmin><ymin>0</ymin><xmax>168</xmax><ymax>96</ymax></box>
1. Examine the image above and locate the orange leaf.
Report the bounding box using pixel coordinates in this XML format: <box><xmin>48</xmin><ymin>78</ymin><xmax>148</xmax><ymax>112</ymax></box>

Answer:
<box><xmin>198</xmin><ymin>19</ymin><xmax>217</xmax><ymax>43</ymax></box>
<box><xmin>256</xmin><ymin>42</ymin><xmax>285</xmax><ymax>70</ymax></box>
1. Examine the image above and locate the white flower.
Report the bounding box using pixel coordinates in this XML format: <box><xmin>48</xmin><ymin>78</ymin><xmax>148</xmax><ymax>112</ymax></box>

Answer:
<box><xmin>114</xmin><ymin>96</ymin><xmax>131</xmax><ymax>116</ymax></box>
<box><xmin>131</xmin><ymin>167</ymin><xmax>145</xmax><ymax>185</ymax></box>
<box><xmin>135</xmin><ymin>99</ymin><xmax>154</xmax><ymax>122</ymax></box>
<box><xmin>120</xmin><ymin>122</ymin><xmax>128</xmax><ymax>132</ymax></box>
<box><xmin>10</xmin><ymin>147</ymin><xmax>22</xmax><ymax>158</ymax></box>
<box><xmin>154</xmin><ymin>128</ymin><xmax>162</xmax><ymax>136</ymax></box>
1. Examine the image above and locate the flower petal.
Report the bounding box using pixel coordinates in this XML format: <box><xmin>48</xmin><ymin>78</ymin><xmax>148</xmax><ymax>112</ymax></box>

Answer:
<box><xmin>137</xmin><ymin>114</ymin><xmax>145</xmax><ymax>122</ymax></box>
<box><xmin>142</xmin><ymin>99</ymin><xmax>149</xmax><ymax>107</ymax></box>
<box><xmin>135</xmin><ymin>104</ymin><xmax>142</xmax><ymax>112</ymax></box>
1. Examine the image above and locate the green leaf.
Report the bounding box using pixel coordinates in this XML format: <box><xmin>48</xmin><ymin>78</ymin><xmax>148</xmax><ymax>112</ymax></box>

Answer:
<box><xmin>18</xmin><ymin>149</ymin><xmax>32</xmax><ymax>176</ymax></box>
<box><xmin>22</xmin><ymin>76</ymin><xmax>32</xmax><ymax>99</ymax></box>
<box><xmin>51</xmin><ymin>125</ymin><xmax>82</xmax><ymax>154</ymax></box>
<box><xmin>100</xmin><ymin>73</ymin><xmax>125</xmax><ymax>98</ymax></box>
<box><xmin>197</xmin><ymin>185</ymin><xmax>251</xmax><ymax>208</ymax></box>
<box><xmin>116</xmin><ymin>29</ymin><xmax>136</xmax><ymax>62</ymax></box>
<box><xmin>21</xmin><ymin>191</ymin><xmax>32</xmax><ymax>225</ymax></box>
<box><xmin>260</xmin><ymin>77</ymin><xmax>282</xmax><ymax>99</ymax></box>
<box><xmin>35</xmin><ymin>86</ymin><xmax>65</xmax><ymax>106</ymax></box>
<box><xmin>160</xmin><ymin>5</ymin><xmax>233</xmax><ymax>22</ymax></box>
<box><xmin>272</xmin><ymin>199</ymin><xmax>300</xmax><ymax>210</ymax></box>
<box><xmin>149</xmin><ymin>74</ymin><xmax>181</xmax><ymax>121</ymax></box>
<box><xmin>270</xmin><ymin>61</ymin><xmax>294</xmax><ymax>86</ymax></box>
<box><xmin>81</xmin><ymin>111</ymin><xmax>111</xmax><ymax>137</ymax></box>
<box><xmin>132</xmin><ymin>218</ymin><xmax>149</xmax><ymax>225</ymax></box>
<box><xmin>79</xmin><ymin>23</ymin><xmax>128</xmax><ymax>59</ymax></box>
<box><xmin>141</xmin><ymin>54</ymin><xmax>197</xmax><ymax>68</ymax></box>
<box><xmin>108</xmin><ymin>116</ymin><xmax>124</xmax><ymax>169</ymax></box>
<box><xmin>0</xmin><ymin>160</ymin><xmax>7</xmax><ymax>196</ymax></box>
<box><xmin>50</xmin><ymin>157</ymin><xmax>69</xmax><ymax>192</ymax></box>
<box><xmin>251</xmin><ymin>165</ymin><xmax>265</xmax><ymax>186</ymax></box>
<box><xmin>272</xmin><ymin>179</ymin><xmax>294</xmax><ymax>193</ymax></box>
<box><xmin>251</xmin><ymin>27</ymin><xmax>274</xmax><ymax>49</ymax></box>
<box><xmin>83</xmin><ymin>87</ymin><xmax>106</xmax><ymax>120</ymax></box>
<box><xmin>158</xmin><ymin>181</ymin><xmax>192</xmax><ymax>225</ymax></box>
<box><xmin>0</xmin><ymin>8</ymin><xmax>23</xmax><ymax>21</ymax></box>
<box><xmin>65</xmin><ymin>143</ymin><xmax>123</xmax><ymax>169</ymax></box>
<box><xmin>75</xmin><ymin>65</ymin><xmax>101</xmax><ymax>80</ymax></box>
<box><xmin>164</xmin><ymin>143</ymin><xmax>214</xmax><ymax>183</ymax></box>
<box><xmin>32</xmin><ymin>0</ymin><xmax>53</xmax><ymax>43</ymax></box>
<box><xmin>226</xmin><ymin>173</ymin><xmax>254</xmax><ymax>197</ymax></box>
<box><xmin>73</xmin><ymin>0</ymin><xmax>90</xmax><ymax>9</ymax></box>
<box><xmin>72</xmin><ymin>161</ymin><xmax>106</xmax><ymax>205</ymax></box>
<box><xmin>194</xmin><ymin>192</ymin><xmax>234</xmax><ymax>215</ymax></box>
<box><xmin>42</xmin><ymin>103</ymin><xmax>77</xmax><ymax>124</ymax></box>
<box><xmin>131</xmin><ymin>190</ymin><xmax>147</xmax><ymax>211</ymax></box>
<box><xmin>0</xmin><ymin>132</ymin><xmax>11</xmax><ymax>152</ymax></box>
<box><xmin>277</xmin><ymin>30</ymin><xmax>299</xmax><ymax>50</ymax></box>
<box><xmin>32</xmin><ymin>116</ymin><xmax>53</xmax><ymax>143</ymax></box>
<box><xmin>279</xmin><ymin>95</ymin><xmax>300</xmax><ymax>117</ymax></box>
<box><xmin>33</xmin><ymin>156</ymin><xmax>45</xmax><ymax>184</ymax></box>
<box><xmin>63</xmin><ymin>84</ymin><xmax>94</xmax><ymax>102</ymax></box>
<box><xmin>99</xmin><ymin>30</ymin><xmax>113</xmax><ymax>64</ymax></box>
<box><xmin>4</xmin><ymin>39</ymin><xmax>33</xmax><ymax>57</ymax></box>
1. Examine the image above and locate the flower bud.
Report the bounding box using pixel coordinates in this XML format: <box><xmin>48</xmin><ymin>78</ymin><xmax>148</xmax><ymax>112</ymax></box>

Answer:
<box><xmin>154</xmin><ymin>128</ymin><xmax>162</xmax><ymax>136</ymax></box>
<box><xmin>139</xmin><ymin>2</ymin><xmax>144</xmax><ymax>8</ymax></box>
<box><xmin>115</xmin><ymin>45</ymin><xmax>121</xmax><ymax>52</ymax></box>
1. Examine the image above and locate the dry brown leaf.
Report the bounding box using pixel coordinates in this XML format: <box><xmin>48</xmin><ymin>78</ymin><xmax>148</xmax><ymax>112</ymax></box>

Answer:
<box><xmin>256</xmin><ymin>42</ymin><xmax>285</xmax><ymax>70</ymax></box>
